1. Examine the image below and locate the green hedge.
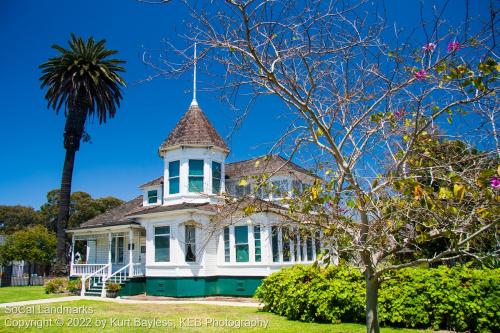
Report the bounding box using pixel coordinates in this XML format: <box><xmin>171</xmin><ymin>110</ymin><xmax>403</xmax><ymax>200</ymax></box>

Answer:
<box><xmin>255</xmin><ymin>264</ymin><xmax>499</xmax><ymax>332</ymax></box>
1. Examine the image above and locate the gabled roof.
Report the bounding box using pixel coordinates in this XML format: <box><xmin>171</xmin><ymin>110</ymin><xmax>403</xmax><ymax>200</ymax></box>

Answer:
<box><xmin>139</xmin><ymin>176</ymin><xmax>163</xmax><ymax>188</ymax></box>
<box><xmin>225</xmin><ymin>155</ymin><xmax>318</xmax><ymax>181</ymax></box>
<box><xmin>75</xmin><ymin>196</ymin><xmax>143</xmax><ymax>229</ymax></box>
<box><xmin>159</xmin><ymin>104</ymin><xmax>229</xmax><ymax>153</ymax></box>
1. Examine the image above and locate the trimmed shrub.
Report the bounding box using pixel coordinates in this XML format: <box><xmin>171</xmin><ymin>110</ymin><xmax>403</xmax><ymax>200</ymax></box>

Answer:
<box><xmin>379</xmin><ymin>265</ymin><xmax>500</xmax><ymax>332</ymax></box>
<box><xmin>256</xmin><ymin>264</ymin><xmax>365</xmax><ymax>323</ymax></box>
<box><xmin>44</xmin><ymin>277</ymin><xmax>67</xmax><ymax>294</ymax></box>
<box><xmin>255</xmin><ymin>264</ymin><xmax>499</xmax><ymax>332</ymax></box>
<box><xmin>66</xmin><ymin>279</ymin><xmax>81</xmax><ymax>295</ymax></box>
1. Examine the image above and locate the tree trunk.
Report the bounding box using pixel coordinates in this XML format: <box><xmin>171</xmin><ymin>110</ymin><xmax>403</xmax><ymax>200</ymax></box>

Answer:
<box><xmin>365</xmin><ymin>272</ymin><xmax>380</xmax><ymax>333</ymax></box>
<box><xmin>54</xmin><ymin>106</ymin><xmax>87</xmax><ymax>276</ymax></box>
<box><xmin>54</xmin><ymin>147</ymin><xmax>76</xmax><ymax>276</ymax></box>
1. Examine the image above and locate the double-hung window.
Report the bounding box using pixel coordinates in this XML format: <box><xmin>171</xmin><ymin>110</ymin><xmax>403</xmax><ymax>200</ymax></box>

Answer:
<box><xmin>235</xmin><ymin>226</ymin><xmax>249</xmax><ymax>262</ymax></box>
<box><xmin>223</xmin><ymin>227</ymin><xmax>230</xmax><ymax>262</ymax></box>
<box><xmin>154</xmin><ymin>226</ymin><xmax>170</xmax><ymax>262</ymax></box>
<box><xmin>212</xmin><ymin>161</ymin><xmax>221</xmax><ymax>194</ymax></box>
<box><xmin>254</xmin><ymin>225</ymin><xmax>261</xmax><ymax>262</ymax></box>
<box><xmin>185</xmin><ymin>225</ymin><xmax>196</xmax><ymax>262</ymax></box>
<box><xmin>271</xmin><ymin>226</ymin><xmax>279</xmax><ymax>262</ymax></box>
<box><xmin>189</xmin><ymin>160</ymin><xmax>204</xmax><ymax>192</ymax></box>
<box><xmin>168</xmin><ymin>161</ymin><xmax>180</xmax><ymax>194</ymax></box>
<box><xmin>147</xmin><ymin>190</ymin><xmax>158</xmax><ymax>204</ymax></box>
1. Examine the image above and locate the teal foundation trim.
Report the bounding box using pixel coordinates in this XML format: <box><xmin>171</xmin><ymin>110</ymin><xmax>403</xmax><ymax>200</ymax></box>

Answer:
<box><xmin>118</xmin><ymin>277</ymin><xmax>146</xmax><ymax>296</ymax></box>
<box><xmin>146</xmin><ymin>276</ymin><xmax>264</xmax><ymax>297</ymax></box>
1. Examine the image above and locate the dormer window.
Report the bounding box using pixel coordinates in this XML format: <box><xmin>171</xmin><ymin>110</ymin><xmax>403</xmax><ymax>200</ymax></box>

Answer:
<box><xmin>147</xmin><ymin>190</ymin><xmax>158</xmax><ymax>204</ymax></box>
<box><xmin>188</xmin><ymin>159</ymin><xmax>204</xmax><ymax>192</ymax></box>
<box><xmin>212</xmin><ymin>161</ymin><xmax>221</xmax><ymax>194</ymax></box>
<box><xmin>168</xmin><ymin>160</ymin><xmax>180</xmax><ymax>194</ymax></box>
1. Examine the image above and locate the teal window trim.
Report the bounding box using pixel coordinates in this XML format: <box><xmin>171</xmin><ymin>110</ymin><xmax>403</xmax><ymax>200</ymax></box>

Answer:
<box><xmin>147</xmin><ymin>190</ymin><xmax>158</xmax><ymax>204</ymax></box>
<box><xmin>154</xmin><ymin>226</ymin><xmax>170</xmax><ymax>262</ymax></box>
<box><xmin>212</xmin><ymin>161</ymin><xmax>221</xmax><ymax>194</ymax></box>
<box><xmin>185</xmin><ymin>225</ymin><xmax>196</xmax><ymax>262</ymax></box>
<box><xmin>168</xmin><ymin>161</ymin><xmax>180</xmax><ymax>195</ymax></box>
<box><xmin>253</xmin><ymin>225</ymin><xmax>261</xmax><ymax>262</ymax></box>
<box><xmin>235</xmin><ymin>226</ymin><xmax>249</xmax><ymax>262</ymax></box>
<box><xmin>271</xmin><ymin>226</ymin><xmax>279</xmax><ymax>262</ymax></box>
<box><xmin>223</xmin><ymin>227</ymin><xmax>230</xmax><ymax>262</ymax></box>
<box><xmin>189</xmin><ymin>159</ymin><xmax>204</xmax><ymax>192</ymax></box>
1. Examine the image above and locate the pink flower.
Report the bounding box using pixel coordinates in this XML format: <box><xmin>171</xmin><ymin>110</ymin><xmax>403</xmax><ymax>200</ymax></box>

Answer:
<box><xmin>414</xmin><ymin>69</ymin><xmax>428</xmax><ymax>81</ymax></box>
<box><xmin>422</xmin><ymin>43</ymin><xmax>436</xmax><ymax>52</ymax></box>
<box><xmin>394</xmin><ymin>108</ymin><xmax>404</xmax><ymax>117</ymax></box>
<box><xmin>491</xmin><ymin>176</ymin><xmax>500</xmax><ymax>189</ymax></box>
<box><xmin>447</xmin><ymin>41</ymin><xmax>461</xmax><ymax>52</ymax></box>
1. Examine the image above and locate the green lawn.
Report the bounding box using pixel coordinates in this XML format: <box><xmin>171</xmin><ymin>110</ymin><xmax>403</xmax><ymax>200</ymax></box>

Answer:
<box><xmin>0</xmin><ymin>286</ymin><xmax>69</xmax><ymax>303</ymax></box>
<box><xmin>0</xmin><ymin>300</ymin><xmax>430</xmax><ymax>333</ymax></box>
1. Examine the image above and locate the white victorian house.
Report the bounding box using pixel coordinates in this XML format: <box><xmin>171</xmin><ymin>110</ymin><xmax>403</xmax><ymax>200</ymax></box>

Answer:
<box><xmin>67</xmin><ymin>97</ymin><xmax>322</xmax><ymax>297</ymax></box>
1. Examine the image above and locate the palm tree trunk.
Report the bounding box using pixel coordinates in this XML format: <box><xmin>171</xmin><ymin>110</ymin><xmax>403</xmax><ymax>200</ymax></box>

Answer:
<box><xmin>54</xmin><ymin>146</ymin><xmax>76</xmax><ymax>276</ymax></box>
<box><xmin>54</xmin><ymin>106</ymin><xmax>86</xmax><ymax>276</ymax></box>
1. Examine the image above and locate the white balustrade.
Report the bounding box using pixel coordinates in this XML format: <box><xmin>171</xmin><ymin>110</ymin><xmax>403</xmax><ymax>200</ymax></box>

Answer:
<box><xmin>72</xmin><ymin>264</ymin><xmax>107</xmax><ymax>276</ymax></box>
<box><xmin>132</xmin><ymin>263</ymin><xmax>145</xmax><ymax>276</ymax></box>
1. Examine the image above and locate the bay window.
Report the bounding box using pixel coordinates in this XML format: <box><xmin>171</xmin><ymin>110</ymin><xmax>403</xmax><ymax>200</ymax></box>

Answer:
<box><xmin>271</xmin><ymin>226</ymin><xmax>279</xmax><ymax>262</ymax></box>
<box><xmin>315</xmin><ymin>230</ymin><xmax>321</xmax><ymax>258</ymax></box>
<box><xmin>254</xmin><ymin>225</ymin><xmax>261</xmax><ymax>262</ymax></box>
<box><xmin>306</xmin><ymin>234</ymin><xmax>313</xmax><ymax>261</ymax></box>
<box><xmin>282</xmin><ymin>227</ymin><xmax>291</xmax><ymax>262</ymax></box>
<box><xmin>223</xmin><ymin>227</ymin><xmax>230</xmax><ymax>262</ymax></box>
<box><xmin>189</xmin><ymin>159</ymin><xmax>204</xmax><ymax>192</ymax></box>
<box><xmin>212</xmin><ymin>161</ymin><xmax>221</xmax><ymax>194</ymax></box>
<box><xmin>168</xmin><ymin>161</ymin><xmax>180</xmax><ymax>194</ymax></box>
<box><xmin>185</xmin><ymin>225</ymin><xmax>196</xmax><ymax>262</ymax></box>
<box><xmin>154</xmin><ymin>226</ymin><xmax>170</xmax><ymax>262</ymax></box>
<box><xmin>235</xmin><ymin>226</ymin><xmax>249</xmax><ymax>262</ymax></box>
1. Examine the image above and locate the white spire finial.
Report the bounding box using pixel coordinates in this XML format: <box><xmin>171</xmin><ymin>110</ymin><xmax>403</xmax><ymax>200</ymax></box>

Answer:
<box><xmin>191</xmin><ymin>42</ymin><xmax>198</xmax><ymax>106</ymax></box>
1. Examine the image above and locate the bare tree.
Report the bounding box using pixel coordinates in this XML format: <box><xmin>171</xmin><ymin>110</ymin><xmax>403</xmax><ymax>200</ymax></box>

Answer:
<box><xmin>140</xmin><ymin>1</ymin><xmax>499</xmax><ymax>332</ymax></box>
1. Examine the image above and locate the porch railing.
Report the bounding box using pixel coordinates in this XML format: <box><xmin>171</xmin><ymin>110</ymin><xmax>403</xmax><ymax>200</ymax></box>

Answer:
<box><xmin>80</xmin><ymin>264</ymin><xmax>110</xmax><ymax>297</ymax></box>
<box><xmin>132</xmin><ymin>263</ymin><xmax>145</xmax><ymax>276</ymax></box>
<box><xmin>72</xmin><ymin>264</ymin><xmax>108</xmax><ymax>276</ymax></box>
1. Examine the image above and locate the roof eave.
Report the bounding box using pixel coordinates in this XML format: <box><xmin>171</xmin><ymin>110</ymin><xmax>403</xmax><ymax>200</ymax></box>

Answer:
<box><xmin>158</xmin><ymin>144</ymin><xmax>229</xmax><ymax>156</ymax></box>
<box><xmin>127</xmin><ymin>207</ymin><xmax>217</xmax><ymax>219</ymax></box>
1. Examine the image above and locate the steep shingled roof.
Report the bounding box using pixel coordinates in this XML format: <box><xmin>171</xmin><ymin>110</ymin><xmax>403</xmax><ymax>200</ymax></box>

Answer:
<box><xmin>159</xmin><ymin>104</ymin><xmax>229</xmax><ymax>153</ymax></box>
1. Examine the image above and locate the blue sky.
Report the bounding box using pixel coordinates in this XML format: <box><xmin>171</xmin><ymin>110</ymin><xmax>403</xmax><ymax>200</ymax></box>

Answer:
<box><xmin>0</xmin><ymin>0</ymin><xmax>486</xmax><ymax>208</ymax></box>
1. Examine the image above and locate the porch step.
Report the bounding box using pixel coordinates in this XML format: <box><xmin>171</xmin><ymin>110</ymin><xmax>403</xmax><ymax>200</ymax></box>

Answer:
<box><xmin>83</xmin><ymin>277</ymin><xmax>130</xmax><ymax>297</ymax></box>
<box><xmin>84</xmin><ymin>291</ymin><xmax>102</xmax><ymax>297</ymax></box>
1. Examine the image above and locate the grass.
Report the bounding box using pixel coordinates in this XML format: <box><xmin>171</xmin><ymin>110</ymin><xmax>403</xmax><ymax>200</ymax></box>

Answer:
<box><xmin>0</xmin><ymin>300</ymin><xmax>430</xmax><ymax>333</ymax></box>
<box><xmin>0</xmin><ymin>286</ymin><xmax>69</xmax><ymax>303</ymax></box>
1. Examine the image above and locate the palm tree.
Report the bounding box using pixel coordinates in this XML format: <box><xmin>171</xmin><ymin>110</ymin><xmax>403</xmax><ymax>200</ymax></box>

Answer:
<box><xmin>39</xmin><ymin>34</ymin><xmax>126</xmax><ymax>275</ymax></box>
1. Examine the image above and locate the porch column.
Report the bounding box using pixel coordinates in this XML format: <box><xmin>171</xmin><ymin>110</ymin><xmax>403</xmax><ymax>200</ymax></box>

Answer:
<box><xmin>70</xmin><ymin>234</ymin><xmax>75</xmax><ymax>275</ymax></box>
<box><xmin>107</xmin><ymin>231</ymin><xmax>112</xmax><ymax>277</ymax></box>
<box><xmin>128</xmin><ymin>228</ymin><xmax>133</xmax><ymax>277</ymax></box>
